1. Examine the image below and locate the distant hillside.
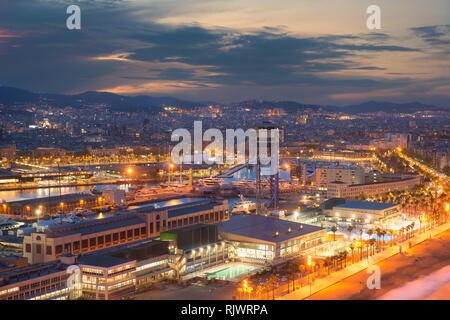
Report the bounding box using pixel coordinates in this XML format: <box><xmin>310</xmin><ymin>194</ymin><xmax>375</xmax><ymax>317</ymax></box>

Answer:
<box><xmin>0</xmin><ymin>86</ymin><xmax>448</xmax><ymax>114</ymax></box>
<box><xmin>0</xmin><ymin>86</ymin><xmax>205</xmax><ymax>112</ymax></box>
<box><xmin>339</xmin><ymin>101</ymin><xmax>448</xmax><ymax>113</ymax></box>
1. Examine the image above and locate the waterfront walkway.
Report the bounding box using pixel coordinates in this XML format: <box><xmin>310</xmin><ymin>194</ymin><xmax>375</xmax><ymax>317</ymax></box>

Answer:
<box><xmin>279</xmin><ymin>221</ymin><xmax>450</xmax><ymax>300</ymax></box>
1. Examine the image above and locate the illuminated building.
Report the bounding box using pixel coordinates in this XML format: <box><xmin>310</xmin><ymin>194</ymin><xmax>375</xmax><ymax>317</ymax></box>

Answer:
<box><xmin>22</xmin><ymin>200</ymin><xmax>229</xmax><ymax>264</ymax></box>
<box><xmin>327</xmin><ymin>175</ymin><xmax>421</xmax><ymax>199</ymax></box>
<box><xmin>2</xmin><ymin>193</ymin><xmax>99</xmax><ymax>216</ymax></box>
<box><xmin>314</xmin><ymin>164</ymin><xmax>364</xmax><ymax>187</ymax></box>
<box><xmin>331</xmin><ymin>201</ymin><xmax>402</xmax><ymax>224</ymax></box>
<box><xmin>219</xmin><ymin>215</ymin><xmax>326</xmax><ymax>265</ymax></box>
<box><xmin>0</xmin><ymin>261</ymin><xmax>71</xmax><ymax>300</ymax></box>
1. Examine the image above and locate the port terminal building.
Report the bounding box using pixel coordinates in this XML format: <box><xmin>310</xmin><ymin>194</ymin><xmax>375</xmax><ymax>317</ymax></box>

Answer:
<box><xmin>22</xmin><ymin>199</ymin><xmax>229</xmax><ymax>264</ymax></box>
<box><xmin>331</xmin><ymin>201</ymin><xmax>402</xmax><ymax>224</ymax></box>
<box><xmin>219</xmin><ymin>215</ymin><xmax>326</xmax><ymax>265</ymax></box>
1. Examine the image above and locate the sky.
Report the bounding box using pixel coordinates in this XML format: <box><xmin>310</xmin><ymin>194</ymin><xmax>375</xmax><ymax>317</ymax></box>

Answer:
<box><xmin>0</xmin><ymin>0</ymin><xmax>449</xmax><ymax>106</ymax></box>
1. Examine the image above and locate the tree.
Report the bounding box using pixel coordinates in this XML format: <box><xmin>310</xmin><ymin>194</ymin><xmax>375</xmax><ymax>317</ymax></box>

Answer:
<box><xmin>340</xmin><ymin>251</ymin><xmax>348</xmax><ymax>268</ymax></box>
<box><xmin>369</xmin><ymin>238</ymin><xmax>376</xmax><ymax>256</ymax></box>
<box><xmin>347</xmin><ymin>226</ymin><xmax>354</xmax><ymax>240</ymax></box>
<box><xmin>256</xmin><ymin>285</ymin><xmax>263</xmax><ymax>300</ymax></box>
<box><xmin>349</xmin><ymin>243</ymin><xmax>355</xmax><ymax>263</ymax></box>
<box><xmin>264</xmin><ymin>282</ymin><xmax>271</xmax><ymax>300</ymax></box>
<box><xmin>331</xmin><ymin>225</ymin><xmax>337</xmax><ymax>241</ymax></box>
<box><xmin>380</xmin><ymin>230</ymin><xmax>387</xmax><ymax>249</ymax></box>
<box><xmin>298</xmin><ymin>265</ymin><xmax>305</xmax><ymax>287</ymax></box>
<box><xmin>270</xmin><ymin>274</ymin><xmax>277</xmax><ymax>300</ymax></box>
<box><xmin>318</xmin><ymin>260</ymin><xmax>325</xmax><ymax>277</ymax></box>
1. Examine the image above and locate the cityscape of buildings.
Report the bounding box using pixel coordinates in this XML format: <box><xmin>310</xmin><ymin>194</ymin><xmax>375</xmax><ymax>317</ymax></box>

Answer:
<box><xmin>0</xmin><ymin>0</ymin><xmax>449</xmax><ymax>305</ymax></box>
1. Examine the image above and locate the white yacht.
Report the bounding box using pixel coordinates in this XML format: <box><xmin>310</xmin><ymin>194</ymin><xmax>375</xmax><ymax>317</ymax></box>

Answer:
<box><xmin>0</xmin><ymin>216</ymin><xmax>24</xmax><ymax>231</ymax></box>
<box><xmin>231</xmin><ymin>195</ymin><xmax>257</xmax><ymax>214</ymax></box>
<box><xmin>198</xmin><ymin>177</ymin><xmax>225</xmax><ymax>187</ymax></box>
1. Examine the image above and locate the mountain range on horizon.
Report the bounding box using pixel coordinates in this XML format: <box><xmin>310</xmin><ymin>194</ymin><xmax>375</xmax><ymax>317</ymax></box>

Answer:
<box><xmin>0</xmin><ymin>86</ymin><xmax>448</xmax><ymax>114</ymax></box>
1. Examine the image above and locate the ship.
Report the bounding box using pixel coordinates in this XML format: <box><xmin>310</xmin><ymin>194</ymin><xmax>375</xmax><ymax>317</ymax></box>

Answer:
<box><xmin>90</xmin><ymin>186</ymin><xmax>103</xmax><ymax>195</ymax></box>
<box><xmin>231</xmin><ymin>195</ymin><xmax>257</xmax><ymax>214</ymax></box>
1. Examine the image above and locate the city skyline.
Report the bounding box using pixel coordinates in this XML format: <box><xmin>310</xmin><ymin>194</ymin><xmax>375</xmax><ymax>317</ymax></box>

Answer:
<box><xmin>0</xmin><ymin>0</ymin><xmax>449</xmax><ymax>106</ymax></box>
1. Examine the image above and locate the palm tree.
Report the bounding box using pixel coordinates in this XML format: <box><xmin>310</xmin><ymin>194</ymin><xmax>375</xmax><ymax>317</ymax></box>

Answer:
<box><xmin>347</xmin><ymin>226</ymin><xmax>354</xmax><ymax>240</ymax></box>
<box><xmin>270</xmin><ymin>274</ymin><xmax>277</xmax><ymax>300</ymax></box>
<box><xmin>318</xmin><ymin>260</ymin><xmax>325</xmax><ymax>277</ymax></box>
<box><xmin>375</xmin><ymin>228</ymin><xmax>382</xmax><ymax>248</ymax></box>
<box><xmin>331</xmin><ymin>225</ymin><xmax>337</xmax><ymax>241</ymax></box>
<box><xmin>369</xmin><ymin>238</ymin><xmax>376</xmax><ymax>256</ymax></box>
<box><xmin>399</xmin><ymin>227</ymin><xmax>405</xmax><ymax>242</ymax></box>
<box><xmin>264</xmin><ymin>282</ymin><xmax>271</xmax><ymax>300</ymax></box>
<box><xmin>367</xmin><ymin>229</ymin><xmax>374</xmax><ymax>240</ymax></box>
<box><xmin>380</xmin><ymin>230</ymin><xmax>387</xmax><ymax>249</ymax></box>
<box><xmin>298</xmin><ymin>265</ymin><xmax>305</xmax><ymax>287</ymax></box>
<box><xmin>341</xmin><ymin>251</ymin><xmax>348</xmax><ymax>267</ymax></box>
<box><xmin>388</xmin><ymin>229</ymin><xmax>394</xmax><ymax>246</ymax></box>
<box><xmin>237</xmin><ymin>287</ymin><xmax>243</xmax><ymax>300</ymax></box>
<box><xmin>256</xmin><ymin>285</ymin><xmax>263</xmax><ymax>300</ymax></box>
<box><xmin>349</xmin><ymin>243</ymin><xmax>355</xmax><ymax>263</ymax></box>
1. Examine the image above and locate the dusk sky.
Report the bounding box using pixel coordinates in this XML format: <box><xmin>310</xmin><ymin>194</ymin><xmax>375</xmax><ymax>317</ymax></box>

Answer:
<box><xmin>0</xmin><ymin>0</ymin><xmax>449</xmax><ymax>105</ymax></box>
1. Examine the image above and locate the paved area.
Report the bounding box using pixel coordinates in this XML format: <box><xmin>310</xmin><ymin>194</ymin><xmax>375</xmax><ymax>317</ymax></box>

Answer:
<box><xmin>281</xmin><ymin>222</ymin><xmax>450</xmax><ymax>300</ymax></box>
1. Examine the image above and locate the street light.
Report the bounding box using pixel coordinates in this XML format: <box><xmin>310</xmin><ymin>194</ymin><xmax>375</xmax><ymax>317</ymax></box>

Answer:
<box><xmin>168</xmin><ymin>163</ymin><xmax>175</xmax><ymax>183</ymax></box>
<box><xmin>35</xmin><ymin>208</ymin><xmax>42</xmax><ymax>221</ymax></box>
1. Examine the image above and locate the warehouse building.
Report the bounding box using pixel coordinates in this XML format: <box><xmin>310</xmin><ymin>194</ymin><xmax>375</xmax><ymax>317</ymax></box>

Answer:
<box><xmin>331</xmin><ymin>201</ymin><xmax>402</xmax><ymax>223</ymax></box>
<box><xmin>219</xmin><ymin>215</ymin><xmax>326</xmax><ymax>265</ymax></box>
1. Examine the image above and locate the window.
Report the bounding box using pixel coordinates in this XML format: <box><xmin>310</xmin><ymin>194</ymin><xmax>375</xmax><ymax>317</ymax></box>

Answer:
<box><xmin>36</xmin><ymin>244</ymin><xmax>42</xmax><ymax>254</ymax></box>
<box><xmin>46</xmin><ymin>246</ymin><xmax>52</xmax><ymax>255</ymax></box>
<box><xmin>55</xmin><ymin>245</ymin><xmax>63</xmax><ymax>254</ymax></box>
<box><xmin>26</xmin><ymin>244</ymin><xmax>31</xmax><ymax>253</ymax></box>
<box><xmin>105</xmin><ymin>234</ymin><xmax>111</xmax><ymax>243</ymax></box>
<box><xmin>89</xmin><ymin>238</ymin><xmax>96</xmax><ymax>247</ymax></box>
<box><xmin>127</xmin><ymin>230</ymin><xmax>132</xmax><ymax>238</ymax></box>
<box><xmin>150</xmin><ymin>222</ymin><xmax>154</xmax><ymax>234</ymax></box>
<box><xmin>156</xmin><ymin>221</ymin><xmax>160</xmax><ymax>233</ymax></box>
<box><xmin>120</xmin><ymin>231</ymin><xmax>125</xmax><ymax>240</ymax></box>
<box><xmin>113</xmin><ymin>233</ymin><xmax>119</xmax><ymax>241</ymax></box>
<box><xmin>82</xmin><ymin>239</ymin><xmax>88</xmax><ymax>249</ymax></box>
<box><xmin>134</xmin><ymin>229</ymin><xmax>139</xmax><ymax>237</ymax></box>
<box><xmin>141</xmin><ymin>227</ymin><xmax>146</xmax><ymax>235</ymax></box>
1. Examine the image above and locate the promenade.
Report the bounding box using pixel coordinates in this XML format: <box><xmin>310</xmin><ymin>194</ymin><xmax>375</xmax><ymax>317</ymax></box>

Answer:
<box><xmin>279</xmin><ymin>221</ymin><xmax>450</xmax><ymax>300</ymax></box>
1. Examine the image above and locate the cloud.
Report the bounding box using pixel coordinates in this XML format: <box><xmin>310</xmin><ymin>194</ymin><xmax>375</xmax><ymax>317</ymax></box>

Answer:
<box><xmin>0</xmin><ymin>0</ymin><xmax>447</xmax><ymax>105</ymax></box>
<box><xmin>411</xmin><ymin>25</ymin><xmax>450</xmax><ymax>46</ymax></box>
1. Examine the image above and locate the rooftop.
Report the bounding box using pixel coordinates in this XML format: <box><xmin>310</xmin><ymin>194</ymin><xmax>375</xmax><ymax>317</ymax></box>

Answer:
<box><xmin>7</xmin><ymin>193</ymin><xmax>98</xmax><ymax>207</ymax></box>
<box><xmin>45</xmin><ymin>213</ymin><xmax>145</xmax><ymax>237</ymax></box>
<box><xmin>98</xmin><ymin>239</ymin><xmax>170</xmax><ymax>261</ymax></box>
<box><xmin>219</xmin><ymin>215</ymin><xmax>324</xmax><ymax>243</ymax></box>
<box><xmin>334</xmin><ymin>201</ymin><xmax>399</xmax><ymax>211</ymax></box>
<box><xmin>77</xmin><ymin>254</ymin><xmax>134</xmax><ymax>268</ymax></box>
<box><xmin>0</xmin><ymin>261</ymin><xmax>67</xmax><ymax>286</ymax></box>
